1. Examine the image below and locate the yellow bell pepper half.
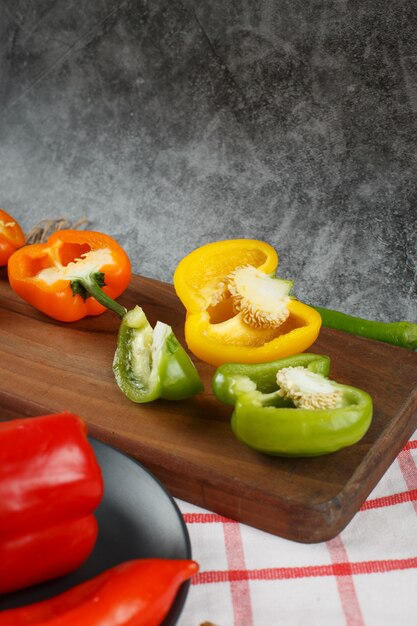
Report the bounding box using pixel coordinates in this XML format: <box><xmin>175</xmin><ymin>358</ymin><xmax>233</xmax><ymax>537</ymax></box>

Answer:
<box><xmin>173</xmin><ymin>239</ymin><xmax>322</xmax><ymax>366</ymax></box>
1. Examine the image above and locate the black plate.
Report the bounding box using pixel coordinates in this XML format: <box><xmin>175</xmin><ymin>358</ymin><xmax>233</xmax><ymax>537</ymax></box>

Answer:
<box><xmin>0</xmin><ymin>438</ymin><xmax>192</xmax><ymax>625</ymax></box>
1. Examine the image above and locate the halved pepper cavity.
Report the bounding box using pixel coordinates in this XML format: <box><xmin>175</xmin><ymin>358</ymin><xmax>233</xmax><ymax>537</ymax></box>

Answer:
<box><xmin>0</xmin><ymin>558</ymin><xmax>199</xmax><ymax>626</ymax></box>
<box><xmin>113</xmin><ymin>305</ymin><xmax>203</xmax><ymax>402</ymax></box>
<box><xmin>0</xmin><ymin>209</ymin><xmax>25</xmax><ymax>266</ymax></box>
<box><xmin>173</xmin><ymin>239</ymin><xmax>322</xmax><ymax>366</ymax></box>
<box><xmin>7</xmin><ymin>229</ymin><xmax>131</xmax><ymax>321</ymax></box>
<box><xmin>0</xmin><ymin>413</ymin><xmax>103</xmax><ymax>594</ymax></box>
<box><xmin>212</xmin><ymin>353</ymin><xmax>373</xmax><ymax>456</ymax></box>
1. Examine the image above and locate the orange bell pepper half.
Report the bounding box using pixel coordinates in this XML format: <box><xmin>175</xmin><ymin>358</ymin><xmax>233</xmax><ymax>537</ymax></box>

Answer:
<box><xmin>0</xmin><ymin>209</ymin><xmax>25</xmax><ymax>266</ymax></box>
<box><xmin>8</xmin><ymin>230</ymin><xmax>131</xmax><ymax>322</ymax></box>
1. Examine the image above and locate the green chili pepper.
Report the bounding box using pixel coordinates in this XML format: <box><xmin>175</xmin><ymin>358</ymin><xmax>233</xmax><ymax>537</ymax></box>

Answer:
<box><xmin>312</xmin><ymin>306</ymin><xmax>417</xmax><ymax>350</ymax></box>
<box><xmin>212</xmin><ymin>353</ymin><xmax>373</xmax><ymax>457</ymax></box>
<box><xmin>113</xmin><ymin>306</ymin><xmax>203</xmax><ymax>402</ymax></box>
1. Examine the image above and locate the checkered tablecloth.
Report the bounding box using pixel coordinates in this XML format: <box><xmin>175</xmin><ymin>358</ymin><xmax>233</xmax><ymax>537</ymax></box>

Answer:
<box><xmin>175</xmin><ymin>432</ymin><xmax>417</xmax><ymax>626</ymax></box>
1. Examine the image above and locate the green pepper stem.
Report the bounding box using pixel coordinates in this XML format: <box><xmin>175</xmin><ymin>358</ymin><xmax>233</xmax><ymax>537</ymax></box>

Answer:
<box><xmin>78</xmin><ymin>274</ymin><xmax>127</xmax><ymax>318</ymax></box>
<box><xmin>313</xmin><ymin>306</ymin><xmax>417</xmax><ymax>350</ymax></box>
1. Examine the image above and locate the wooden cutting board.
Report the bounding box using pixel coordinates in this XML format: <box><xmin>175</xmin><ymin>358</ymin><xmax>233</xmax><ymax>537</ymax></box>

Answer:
<box><xmin>1</xmin><ymin>268</ymin><xmax>417</xmax><ymax>543</ymax></box>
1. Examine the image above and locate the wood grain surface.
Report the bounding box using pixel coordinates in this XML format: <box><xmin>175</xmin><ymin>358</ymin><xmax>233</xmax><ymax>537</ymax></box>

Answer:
<box><xmin>1</xmin><ymin>268</ymin><xmax>417</xmax><ymax>543</ymax></box>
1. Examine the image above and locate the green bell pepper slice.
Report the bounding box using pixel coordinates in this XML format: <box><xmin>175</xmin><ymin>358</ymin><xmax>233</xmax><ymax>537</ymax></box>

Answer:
<box><xmin>212</xmin><ymin>353</ymin><xmax>373</xmax><ymax>457</ymax></box>
<box><xmin>113</xmin><ymin>306</ymin><xmax>203</xmax><ymax>402</ymax></box>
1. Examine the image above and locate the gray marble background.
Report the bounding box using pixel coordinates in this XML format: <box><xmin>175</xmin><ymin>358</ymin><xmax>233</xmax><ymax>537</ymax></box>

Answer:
<box><xmin>1</xmin><ymin>0</ymin><xmax>416</xmax><ymax>322</ymax></box>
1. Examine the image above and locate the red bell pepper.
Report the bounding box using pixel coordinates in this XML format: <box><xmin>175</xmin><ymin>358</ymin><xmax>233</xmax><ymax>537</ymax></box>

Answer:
<box><xmin>0</xmin><ymin>413</ymin><xmax>103</xmax><ymax>594</ymax></box>
<box><xmin>0</xmin><ymin>558</ymin><xmax>199</xmax><ymax>626</ymax></box>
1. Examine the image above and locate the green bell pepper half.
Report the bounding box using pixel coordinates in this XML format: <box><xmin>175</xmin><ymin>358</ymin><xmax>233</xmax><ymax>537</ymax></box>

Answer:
<box><xmin>113</xmin><ymin>305</ymin><xmax>203</xmax><ymax>402</ymax></box>
<box><xmin>212</xmin><ymin>353</ymin><xmax>373</xmax><ymax>457</ymax></box>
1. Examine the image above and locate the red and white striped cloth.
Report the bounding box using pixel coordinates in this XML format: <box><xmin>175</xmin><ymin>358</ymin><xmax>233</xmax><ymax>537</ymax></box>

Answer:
<box><xmin>176</xmin><ymin>435</ymin><xmax>417</xmax><ymax>626</ymax></box>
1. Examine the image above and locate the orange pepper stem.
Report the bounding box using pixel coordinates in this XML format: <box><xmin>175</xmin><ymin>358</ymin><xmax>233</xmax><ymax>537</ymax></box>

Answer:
<box><xmin>71</xmin><ymin>272</ymin><xmax>127</xmax><ymax>318</ymax></box>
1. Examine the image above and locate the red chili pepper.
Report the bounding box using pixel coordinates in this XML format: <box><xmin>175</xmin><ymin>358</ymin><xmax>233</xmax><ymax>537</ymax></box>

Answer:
<box><xmin>0</xmin><ymin>558</ymin><xmax>199</xmax><ymax>626</ymax></box>
<box><xmin>0</xmin><ymin>413</ymin><xmax>103</xmax><ymax>594</ymax></box>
